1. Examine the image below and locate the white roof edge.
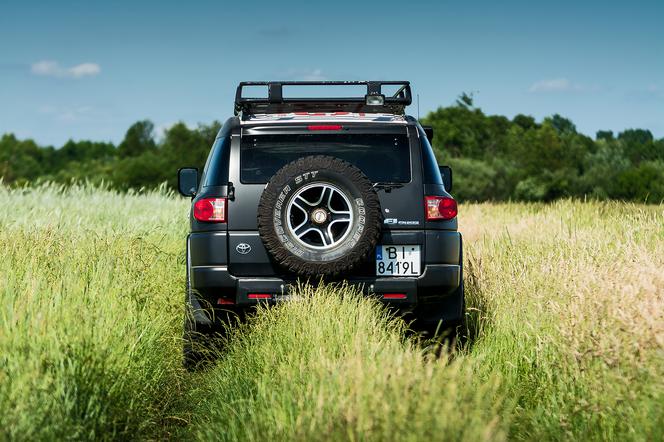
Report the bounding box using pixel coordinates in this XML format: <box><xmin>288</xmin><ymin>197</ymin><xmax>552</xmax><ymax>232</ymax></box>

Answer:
<box><xmin>240</xmin><ymin>112</ymin><xmax>408</xmax><ymax>125</ymax></box>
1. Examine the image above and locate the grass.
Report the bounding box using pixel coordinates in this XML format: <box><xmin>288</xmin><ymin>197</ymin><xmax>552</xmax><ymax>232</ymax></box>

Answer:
<box><xmin>0</xmin><ymin>184</ymin><xmax>662</xmax><ymax>441</ymax></box>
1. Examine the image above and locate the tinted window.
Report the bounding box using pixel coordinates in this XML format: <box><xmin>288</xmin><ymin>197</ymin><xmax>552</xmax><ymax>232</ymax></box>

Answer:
<box><xmin>418</xmin><ymin>127</ymin><xmax>443</xmax><ymax>185</ymax></box>
<box><xmin>203</xmin><ymin>135</ymin><xmax>231</xmax><ymax>186</ymax></box>
<box><xmin>240</xmin><ymin>133</ymin><xmax>411</xmax><ymax>184</ymax></box>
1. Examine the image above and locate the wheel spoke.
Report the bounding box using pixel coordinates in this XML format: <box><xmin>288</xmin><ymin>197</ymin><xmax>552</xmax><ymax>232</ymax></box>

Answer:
<box><xmin>320</xmin><ymin>227</ymin><xmax>333</xmax><ymax>246</ymax></box>
<box><xmin>313</xmin><ymin>186</ymin><xmax>331</xmax><ymax>206</ymax></box>
<box><xmin>295</xmin><ymin>195</ymin><xmax>317</xmax><ymax>208</ymax></box>
<box><xmin>326</xmin><ymin>188</ymin><xmax>336</xmax><ymax>211</ymax></box>
<box><xmin>291</xmin><ymin>215</ymin><xmax>308</xmax><ymax>234</ymax></box>
<box><xmin>294</xmin><ymin>222</ymin><xmax>313</xmax><ymax>238</ymax></box>
<box><xmin>328</xmin><ymin>188</ymin><xmax>350</xmax><ymax>213</ymax></box>
<box><xmin>330</xmin><ymin>212</ymin><xmax>351</xmax><ymax>222</ymax></box>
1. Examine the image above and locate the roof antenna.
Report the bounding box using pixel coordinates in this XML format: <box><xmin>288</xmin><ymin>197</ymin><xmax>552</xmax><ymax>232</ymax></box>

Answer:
<box><xmin>417</xmin><ymin>93</ymin><xmax>420</xmax><ymax>120</ymax></box>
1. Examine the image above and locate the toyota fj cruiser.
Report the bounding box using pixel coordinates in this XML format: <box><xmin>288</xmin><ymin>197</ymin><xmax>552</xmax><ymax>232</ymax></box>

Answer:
<box><xmin>178</xmin><ymin>81</ymin><xmax>463</xmax><ymax>366</ymax></box>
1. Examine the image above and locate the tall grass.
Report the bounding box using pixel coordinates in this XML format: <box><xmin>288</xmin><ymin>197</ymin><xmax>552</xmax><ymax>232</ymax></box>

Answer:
<box><xmin>1</xmin><ymin>184</ymin><xmax>662</xmax><ymax>440</ymax></box>
<box><xmin>0</xmin><ymin>184</ymin><xmax>188</xmax><ymax>440</ymax></box>
<box><xmin>187</xmin><ymin>284</ymin><xmax>506</xmax><ymax>441</ymax></box>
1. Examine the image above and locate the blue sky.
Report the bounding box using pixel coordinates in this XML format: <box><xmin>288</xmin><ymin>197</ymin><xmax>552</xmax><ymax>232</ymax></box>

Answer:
<box><xmin>1</xmin><ymin>0</ymin><xmax>663</xmax><ymax>146</ymax></box>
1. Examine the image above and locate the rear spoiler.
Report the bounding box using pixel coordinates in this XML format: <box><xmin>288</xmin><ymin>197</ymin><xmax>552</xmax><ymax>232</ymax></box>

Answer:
<box><xmin>234</xmin><ymin>81</ymin><xmax>412</xmax><ymax>116</ymax></box>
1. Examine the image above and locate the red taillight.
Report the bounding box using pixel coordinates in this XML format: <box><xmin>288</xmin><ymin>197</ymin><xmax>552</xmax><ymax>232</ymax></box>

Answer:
<box><xmin>194</xmin><ymin>197</ymin><xmax>227</xmax><ymax>222</ymax></box>
<box><xmin>382</xmin><ymin>293</ymin><xmax>407</xmax><ymax>300</ymax></box>
<box><xmin>248</xmin><ymin>293</ymin><xmax>272</xmax><ymax>299</ymax></box>
<box><xmin>307</xmin><ymin>125</ymin><xmax>343</xmax><ymax>131</ymax></box>
<box><xmin>425</xmin><ymin>196</ymin><xmax>457</xmax><ymax>220</ymax></box>
<box><xmin>217</xmin><ymin>297</ymin><xmax>235</xmax><ymax>305</ymax></box>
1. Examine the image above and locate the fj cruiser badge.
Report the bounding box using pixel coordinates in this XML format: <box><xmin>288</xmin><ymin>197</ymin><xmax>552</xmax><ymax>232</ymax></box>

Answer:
<box><xmin>384</xmin><ymin>218</ymin><xmax>420</xmax><ymax>226</ymax></box>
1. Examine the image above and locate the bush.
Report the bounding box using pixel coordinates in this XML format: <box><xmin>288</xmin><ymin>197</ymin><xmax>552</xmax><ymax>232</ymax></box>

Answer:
<box><xmin>615</xmin><ymin>160</ymin><xmax>664</xmax><ymax>202</ymax></box>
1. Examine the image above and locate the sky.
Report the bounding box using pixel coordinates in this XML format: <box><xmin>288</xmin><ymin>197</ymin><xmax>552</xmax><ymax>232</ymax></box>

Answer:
<box><xmin>1</xmin><ymin>0</ymin><xmax>663</xmax><ymax>146</ymax></box>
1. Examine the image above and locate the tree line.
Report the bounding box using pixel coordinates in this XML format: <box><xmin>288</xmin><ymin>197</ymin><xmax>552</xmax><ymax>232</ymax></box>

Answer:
<box><xmin>422</xmin><ymin>94</ymin><xmax>664</xmax><ymax>202</ymax></box>
<box><xmin>1</xmin><ymin>96</ymin><xmax>663</xmax><ymax>202</ymax></box>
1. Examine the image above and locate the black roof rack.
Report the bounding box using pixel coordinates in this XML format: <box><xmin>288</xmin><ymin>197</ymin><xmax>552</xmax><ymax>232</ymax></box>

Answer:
<box><xmin>234</xmin><ymin>81</ymin><xmax>412</xmax><ymax>116</ymax></box>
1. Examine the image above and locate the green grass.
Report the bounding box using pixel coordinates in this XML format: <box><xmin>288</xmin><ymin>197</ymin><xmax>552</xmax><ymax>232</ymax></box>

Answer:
<box><xmin>1</xmin><ymin>184</ymin><xmax>662</xmax><ymax>441</ymax></box>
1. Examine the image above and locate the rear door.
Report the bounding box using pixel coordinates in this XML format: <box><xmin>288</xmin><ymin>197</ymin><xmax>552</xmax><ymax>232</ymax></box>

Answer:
<box><xmin>226</xmin><ymin>123</ymin><xmax>424</xmax><ymax>275</ymax></box>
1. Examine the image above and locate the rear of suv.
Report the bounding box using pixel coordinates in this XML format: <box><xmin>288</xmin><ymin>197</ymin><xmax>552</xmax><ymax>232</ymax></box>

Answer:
<box><xmin>178</xmin><ymin>81</ymin><xmax>463</xmax><ymax>366</ymax></box>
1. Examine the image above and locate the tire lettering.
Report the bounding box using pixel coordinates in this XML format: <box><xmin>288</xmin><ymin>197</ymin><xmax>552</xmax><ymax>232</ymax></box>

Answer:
<box><xmin>295</xmin><ymin>171</ymin><xmax>319</xmax><ymax>185</ymax></box>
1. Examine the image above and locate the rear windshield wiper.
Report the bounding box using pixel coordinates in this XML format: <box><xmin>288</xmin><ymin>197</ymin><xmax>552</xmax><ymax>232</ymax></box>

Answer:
<box><xmin>373</xmin><ymin>182</ymin><xmax>404</xmax><ymax>193</ymax></box>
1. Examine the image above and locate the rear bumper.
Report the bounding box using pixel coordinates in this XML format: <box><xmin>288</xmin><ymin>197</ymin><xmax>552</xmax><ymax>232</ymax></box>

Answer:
<box><xmin>190</xmin><ymin>263</ymin><xmax>461</xmax><ymax>307</ymax></box>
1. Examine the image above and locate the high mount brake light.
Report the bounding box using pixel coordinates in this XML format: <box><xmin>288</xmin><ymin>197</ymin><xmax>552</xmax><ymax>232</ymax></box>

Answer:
<box><xmin>425</xmin><ymin>196</ymin><xmax>457</xmax><ymax>221</ymax></box>
<box><xmin>307</xmin><ymin>125</ymin><xmax>343</xmax><ymax>131</ymax></box>
<box><xmin>194</xmin><ymin>198</ymin><xmax>227</xmax><ymax>222</ymax></box>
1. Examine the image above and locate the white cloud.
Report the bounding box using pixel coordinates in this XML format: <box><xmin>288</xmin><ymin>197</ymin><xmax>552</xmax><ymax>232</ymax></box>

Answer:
<box><xmin>282</xmin><ymin>68</ymin><xmax>328</xmax><ymax>81</ymax></box>
<box><xmin>31</xmin><ymin>60</ymin><xmax>101</xmax><ymax>78</ymax></box>
<box><xmin>37</xmin><ymin>104</ymin><xmax>95</xmax><ymax>122</ymax></box>
<box><xmin>68</xmin><ymin>63</ymin><xmax>101</xmax><ymax>78</ymax></box>
<box><xmin>31</xmin><ymin>61</ymin><xmax>60</xmax><ymax>76</ymax></box>
<box><xmin>529</xmin><ymin>78</ymin><xmax>579</xmax><ymax>93</ymax></box>
<box><xmin>301</xmin><ymin>69</ymin><xmax>326</xmax><ymax>81</ymax></box>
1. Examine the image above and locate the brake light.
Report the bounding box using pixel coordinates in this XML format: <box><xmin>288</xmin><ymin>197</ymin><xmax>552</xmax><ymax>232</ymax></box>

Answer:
<box><xmin>382</xmin><ymin>293</ymin><xmax>407</xmax><ymax>300</ymax></box>
<box><xmin>194</xmin><ymin>197</ymin><xmax>227</xmax><ymax>222</ymax></box>
<box><xmin>425</xmin><ymin>196</ymin><xmax>457</xmax><ymax>220</ymax></box>
<box><xmin>307</xmin><ymin>125</ymin><xmax>343</xmax><ymax>131</ymax></box>
<box><xmin>248</xmin><ymin>293</ymin><xmax>272</xmax><ymax>299</ymax></box>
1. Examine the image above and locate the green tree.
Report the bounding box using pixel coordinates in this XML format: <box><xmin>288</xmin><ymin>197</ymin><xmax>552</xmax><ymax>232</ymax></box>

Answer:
<box><xmin>596</xmin><ymin>130</ymin><xmax>614</xmax><ymax>141</ymax></box>
<box><xmin>118</xmin><ymin>120</ymin><xmax>156</xmax><ymax>158</ymax></box>
<box><xmin>546</xmin><ymin>114</ymin><xmax>577</xmax><ymax>136</ymax></box>
<box><xmin>0</xmin><ymin>134</ymin><xmax>45</xmax><ymax>183</ymax></box>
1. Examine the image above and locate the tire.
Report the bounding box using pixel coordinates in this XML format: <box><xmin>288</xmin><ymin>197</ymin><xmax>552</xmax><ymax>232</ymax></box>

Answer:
<box><xmin>182</xmin><ymin>284</ymin><xmax>237</xmax><ymax>371</ymax></box>
<box><xmin>257</xmin><ymin>155</ymin><xmax>382</xmax><ymax>277</ymax></box>
<box><xmin>412</xmin><ymin>239</ymin><xmax>465</xmax><ymax>340</ymax></box>
<box><xmin>183</xmin><ymin>314</ymin><xmax>216</xmax><ymax>371</ymax></box>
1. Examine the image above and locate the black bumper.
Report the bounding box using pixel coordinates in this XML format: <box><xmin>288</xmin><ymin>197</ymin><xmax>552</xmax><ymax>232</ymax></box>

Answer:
<box><xmin>190</xmin><ymin>263</ymin><xmax>461</xmax><ymax>306</ymax></box>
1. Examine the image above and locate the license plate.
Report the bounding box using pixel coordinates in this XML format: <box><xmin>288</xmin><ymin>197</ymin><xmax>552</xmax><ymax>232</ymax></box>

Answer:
<box><xmin>375</xmin><ymin>245</ymin><xmax>421</xmax><ymax>276</ymax></box>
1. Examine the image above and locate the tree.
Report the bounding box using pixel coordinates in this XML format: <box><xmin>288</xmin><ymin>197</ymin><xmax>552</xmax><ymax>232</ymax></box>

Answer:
<box><xmin>618</xmin><ymin>129</ymin><xmax>653</xmax><ymax>145</ymax></box>
<box><xmin>455</xmin><ymin>92</ymin><xmax>475</xmax><ymax>109</ymax></box>
<box><xmin>0</xmin><ymin>134</ymin><xmax>45</xmax><ymax>183</ymax></box>
<box><xmin>546</xmin><ymin>114</ymin><xmax>576</xmax><ymax>135</ymax></box>
<box><xmin>118</xmin><ymin>120</ymin><xmax>156</xmax><ymax>158</ymax></box>
<box><xmin>513</xmin><ymin>114</ymin><xmax>537</xmax><ymax>131</ymax></box>
<box><xmin>596</xmin><ymin>130</ymin><xmax>614</xmax><ymax>141</ymax></box>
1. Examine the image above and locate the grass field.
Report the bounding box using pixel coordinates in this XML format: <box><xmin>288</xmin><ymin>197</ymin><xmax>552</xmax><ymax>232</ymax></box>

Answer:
<box><xmin>1</xmin><ymin>184</ymin><xmax>662</xmax><ymax>441</ymax></box>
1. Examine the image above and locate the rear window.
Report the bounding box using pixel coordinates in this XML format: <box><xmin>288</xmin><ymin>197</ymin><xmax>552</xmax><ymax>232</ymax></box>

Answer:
<box><xmin>240</xmin><ymin>132</ymin><xmax>411</xmax><ymax>184</ymax></box>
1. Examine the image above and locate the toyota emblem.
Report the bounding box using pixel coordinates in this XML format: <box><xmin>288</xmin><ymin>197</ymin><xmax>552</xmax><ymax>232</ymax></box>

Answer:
<box><xmin>236</xmin><ymin>243</ymin><xmax>252</xmax><ymax>255</ymax></box>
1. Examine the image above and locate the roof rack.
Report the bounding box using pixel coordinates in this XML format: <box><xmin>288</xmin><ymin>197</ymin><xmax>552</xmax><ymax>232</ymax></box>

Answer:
<box><xmin>234</xmin><ymin>81</ymin><xmax>412</xmax><ymax>116</ymax></box>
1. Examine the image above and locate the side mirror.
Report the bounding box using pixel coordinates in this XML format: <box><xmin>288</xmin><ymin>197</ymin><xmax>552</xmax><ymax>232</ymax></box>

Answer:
<box><xmin>438</xmin><ymin>165</ymin><xmax>453</xmax><ymax>192</ymax></box>
<box><xmin>422</xmin><ymin>126</ymin><xmax>434</xmax><ymax>143</ymax></box>
<box><xmin>178</xmin><ymin>167</ymin><xmax>199</xmax><ymax>197</ymax></box>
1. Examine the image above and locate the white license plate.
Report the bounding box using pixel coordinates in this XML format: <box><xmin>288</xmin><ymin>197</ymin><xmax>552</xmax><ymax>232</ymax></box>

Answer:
<box><xmin>375</xmin><ymin>245</ymin><xmax>421</xmax><ymax>276</ymax></box>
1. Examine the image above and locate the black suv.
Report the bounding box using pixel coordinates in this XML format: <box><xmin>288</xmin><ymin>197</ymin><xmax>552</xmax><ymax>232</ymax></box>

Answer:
<box><xmin>178</xmin><ymin>81</ymin><xmax>463</xmax><ymax>364</ymax></box>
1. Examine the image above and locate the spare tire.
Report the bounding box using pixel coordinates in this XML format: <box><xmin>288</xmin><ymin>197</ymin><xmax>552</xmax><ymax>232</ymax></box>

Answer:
<box><xmin>257</xmin><ymin>155</ymin><xmax>382</xmax><ymax>277</ymax></box>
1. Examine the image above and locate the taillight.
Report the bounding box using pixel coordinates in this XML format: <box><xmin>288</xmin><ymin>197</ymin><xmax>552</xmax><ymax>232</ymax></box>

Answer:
<box><xmin>307</xmin><ymin>125</ymin><xmax>343</xmax><ymax>131</ymax></box>
<box><xmin>425</xmin><ymin>196</ymin><xmax>457</xmax><ymax>220</ymax></box>
<box><xmin>194</xmin><ymin>197</ymin><xmax>227</xmax><ymax>222</ymax></box>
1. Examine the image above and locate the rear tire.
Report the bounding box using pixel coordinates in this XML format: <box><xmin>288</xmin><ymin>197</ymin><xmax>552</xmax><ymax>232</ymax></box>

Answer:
<box><xmin>413</xmin><ymin>239</ymin><xmax>465</xmax><ymax>341</ymax></box>
<box><xmin>183</xmin><ymin>287</ymin><xmax>238</xmax><ymax>371</ymax></box>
